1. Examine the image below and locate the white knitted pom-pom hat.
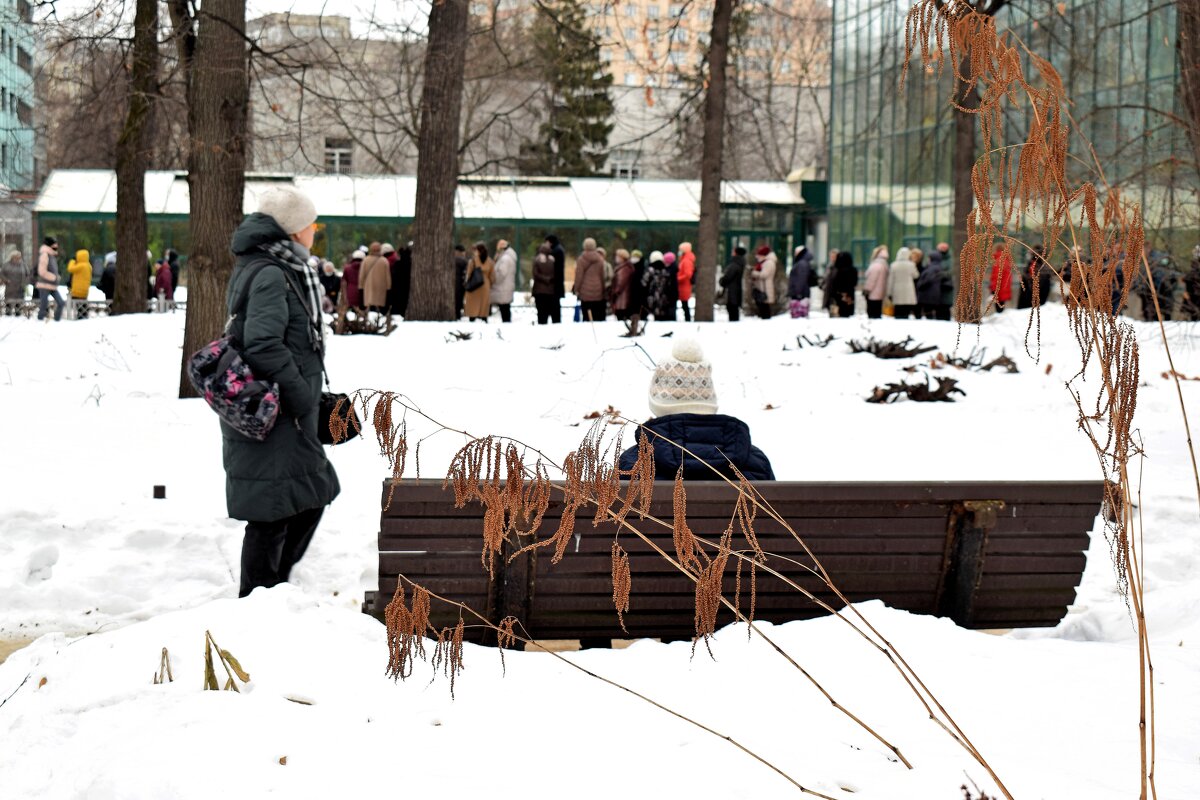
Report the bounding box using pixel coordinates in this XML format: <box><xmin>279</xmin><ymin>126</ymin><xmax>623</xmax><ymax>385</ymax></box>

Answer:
<box><xmin>648</xmin><ymin>338</ymin><xmax>718</xmax><ymax>418</ymax></box>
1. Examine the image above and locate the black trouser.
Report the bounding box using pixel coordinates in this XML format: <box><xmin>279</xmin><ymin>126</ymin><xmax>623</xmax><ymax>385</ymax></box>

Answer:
<box><xmin>680</xmin><ymin>299</ymin><xmax>691</xmax><ymax>321</ymax></box>
<box><xmin>727</xmin><ymin>303</ymin><xmax>740</xmax><ymax>322</ymax></box>
<box><xmin>756</xmin><ymin>301</ymin><xmax>772</xmax><ymax>318</ymax></box>
<box><xmin>580</xmin><ymin>300</ymin><xmax>606</xmax><ymax>321</ymax></box>
<box><xmin>866</xmin><ymin>299</ymin><xmax>883</xmax><ymax>319</ymax></box>
<box><xmin>454</xmin><ymin>287</ymin><xmax>464</xmax><ymax>320</ymax></box>
<box><xmin>495</xmin><ymin>303</ymin><xmax>511</xmax><ymax>323</ymax></box>
<box><xmin>835</xmin><ymin>298</ymin><xmax>854</xmax><ymax>318</ymax></box>
<box><xmin>936</xmin><ymin>303</ymin><xmax>952</xmax><ymax>321</ymax></box>
<box><xmin>893</xmin><ymin>304</ymin><xmax>915</xmax><ymax>319</ymax></box>
<box><xmin>239</xmin><ymin>506</ymin><xmax>324</xmax><ymax>597</ymax></box>
<box><xmin>535</xmin><ymin>295</ymin><xmax>560</xmax><ymax>324</ymax></box>
<box><xmin>919</xmin><ymin>303</ymin><xmax>938</xmax><ymax>319</ymax></box>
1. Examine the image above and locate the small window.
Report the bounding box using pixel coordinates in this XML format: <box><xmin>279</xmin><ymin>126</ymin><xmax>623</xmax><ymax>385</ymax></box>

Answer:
<box><xmin>625</xmin><ymin>26</ymin><xmax>637</xmax><ymax>40</ymax></box>
<box><xmin>646</xmin><ymin>5</ymin><xmax>659</xmax><ymax>19</ymax></box>
<box><xmin>324</xmin><ymin>137</ymin><xmax>353</xmax><ymax>175</ymax></box>
<box><xmin>624</xmin><ymin>4</ymin><xmax>637</xmax><ymax>16</ymax></box>
<box><xmin>669</xmin><ymin>4</ymin><xmax>684</xmax><ymax>18</ymax></box>
<box><xmin>16</xmin><ymin>99</ymin><xmax>30</xmax><ymax>126</ymax></box>
<box><xmin>1</xmin><ymin>144</ymin><xmax>7</xmax><ymax>170</ymax></box>
<box><xmin>624</xmin><ymin>72</ymin><xmax>638</xmax><ymax>87</ymax></box>
<box><xmin>15</xmin><ymin>46</ymin><xmax>30</xmax><ymax>75</ymax></box>
<box><xmin>698</xmin><ymin>8</ymin><xmax>712</xmax><ymax>21</ymax></box>
<box><xmin>610</xmin><ymin>148</ymin><xmax>641</xmax><ymax>180</ymax></box>
<box><xmin>17</xmin><ymin>0</ymin><xmax>32</xmax><ymax>23</ymax></box>
<box><xmin>670</xmin><ymin>28</ymin><xmax>688</xmax><ymax>44</ymax></box>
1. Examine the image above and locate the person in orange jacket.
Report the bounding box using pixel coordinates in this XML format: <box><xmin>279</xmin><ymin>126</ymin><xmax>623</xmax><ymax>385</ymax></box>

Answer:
<box><xmin>676</xmin><ymin>241</ymin><xmax>695</xmax><ymax>321</ymax></box>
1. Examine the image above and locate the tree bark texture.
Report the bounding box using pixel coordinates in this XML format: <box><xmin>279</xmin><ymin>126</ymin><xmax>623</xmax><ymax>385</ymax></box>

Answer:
<box><xmin>1178</xmin><ymin>0</ymin><xmax>1200</xmax><ymax>180</ymax></box>
<box><xmin>112</xmin><ymin>0</ymin><xmax>159</xmax><ymax>315</ymax></box>
<box><xmin>408</xmin><ymin>0</ymin><xmax>470</xmax><ymax>321</ymax></box>
<box><xmin>695</xmin><ymin>0</ymin><xmax>735</xmax><ymax>323</ymax></box>
<box><xmin>176</xmin><ymin>0</ymin><xmax>248</xmax><ymax>397</ymax></box>
<box><xmin>950</xmin><ymin>53</ymin><xmax>979</xmax><ymax>281</ymax></box>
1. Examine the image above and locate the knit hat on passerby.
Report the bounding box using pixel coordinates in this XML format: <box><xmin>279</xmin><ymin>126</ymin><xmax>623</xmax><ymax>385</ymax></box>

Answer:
<box><xmin>663</xmin><ymin>252</ymin><xmax>676</xmax><ymax>266</ymax></box>
<box><xmin>630</xmin><ymin>249</ymin><xmax>643</xmax><ymax>263</ymax></box>
<box><xmin>255</xmin><ymin>186</ymin><xmax>318</xmax><ymax>235</ymax></box>
<box><xmin>648</xmin><ymin>250</ymin><xmax>664</xmax><ymax>264</ymax></box>
<box><xmin>381</xmin><ymin>243</ymin><xmax>395</xmax><ymax>255</ymax></box>
<box><xmin>648</xmin><ymin>338</ymin><xmax>719</xmax><ymax>418</ymax></box>
<box><xmin>755</xmin><ymin>245</ymin><xmax>771</xmax><ymax>257</ymax></box>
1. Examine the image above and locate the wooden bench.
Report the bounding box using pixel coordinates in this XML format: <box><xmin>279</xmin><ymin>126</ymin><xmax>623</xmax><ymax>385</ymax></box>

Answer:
<box><xmin>363</xmin><ymin>480</ymin><xmax>1102</xmax><ymax>643</ymax></box>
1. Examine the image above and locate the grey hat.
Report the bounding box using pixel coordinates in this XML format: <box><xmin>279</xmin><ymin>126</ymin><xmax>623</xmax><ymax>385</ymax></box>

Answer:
<box><xmin>256</xmin><ymin>186</ymin><xmax>318</xmax><ymax>235</ymax></box>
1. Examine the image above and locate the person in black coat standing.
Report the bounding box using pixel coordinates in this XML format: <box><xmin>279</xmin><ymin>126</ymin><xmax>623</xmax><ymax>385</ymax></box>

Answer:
<box><xmin>720</xmin><ymin>246</ymin><xmax>746</xmax><ymax>321</ymax></box>
<box><xmin>453</xmin><ymin>244</ymin><xmax>468</xmax><ymax>320</ymax></box>
<box><xmin>546</xmin><ymin>235</ymin><xmax>566</xmax><ymax>302</ymax></box>
<box><xmin>617</xmin><ymin>338</ymin><xmax>774</xmax><ymax>480</ymax></box>
<box><xmin>222</xmin><ymin>186</ymin><xmax>340</xmax><ymax>598</ymax></box>
<box><xmin>830</xmin><ymin>251</ymin><xmax>858</xmax><ymax>318</ymax></box>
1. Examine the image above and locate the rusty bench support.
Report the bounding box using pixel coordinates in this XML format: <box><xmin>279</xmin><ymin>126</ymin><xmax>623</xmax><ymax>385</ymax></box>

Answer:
<box><xmin>936</xmin><ymin>500</ymin><xmax>1005</xmax><ymax>626</ymax></box>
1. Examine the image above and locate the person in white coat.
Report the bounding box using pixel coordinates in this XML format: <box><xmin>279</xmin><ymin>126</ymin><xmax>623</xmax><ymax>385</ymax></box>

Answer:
<box><xmin>750</xmin><ymin>245</ymin><xmax>777</xmax><ymax>318</ymax></box>
<box><xmin>887</xmin><ymin>246</ymin><xmax>919</xmax><ymax>319</ymax></box>
<box><xmin>491</xmin><ymin>239</ymin><xmax>518</xmax><ymax>323</ymax></box>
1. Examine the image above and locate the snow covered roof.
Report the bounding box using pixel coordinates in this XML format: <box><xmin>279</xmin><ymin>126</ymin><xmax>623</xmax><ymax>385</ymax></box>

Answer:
<box><xmin>35</xmin><ymin>171</ymin><xmax>803</xmax><ymax>223</ymax></box>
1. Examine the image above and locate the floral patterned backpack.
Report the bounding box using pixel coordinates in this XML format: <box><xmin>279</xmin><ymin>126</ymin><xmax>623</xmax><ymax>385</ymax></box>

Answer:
<box><xmin>186</xmin><ymin>261</ymin><xmax>281</xmax><ymax>441</ymax></box>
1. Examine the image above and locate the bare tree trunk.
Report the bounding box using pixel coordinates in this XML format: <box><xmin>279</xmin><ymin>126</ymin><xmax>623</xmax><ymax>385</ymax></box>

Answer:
<box><xmin>695</xmin><ymin>0</ymin><xmax>735</xmax><ymax>323</ymax></box>
<box><xmin>950</xmin><ymin>53</ymin><xmax>979</xmax><ymax>273</ymax></box>
<box><xmin>408</xmin><ymin>0</ymin><xmax>469</xmax><ymax>321</ymax></box>
<box><xmin>1178</xmin><ymin>0</ymin><xmax>1200</xmax><ymax>177</ymax></box>
<box><xmin>112</xmin><ymin>0</ymin><xmax>159</xmax><ymax>316</ymax></box>
<box><xmin>174</xmin><ymin>0</ymin><xmax>248</xmax><ymax>397</ymax></box>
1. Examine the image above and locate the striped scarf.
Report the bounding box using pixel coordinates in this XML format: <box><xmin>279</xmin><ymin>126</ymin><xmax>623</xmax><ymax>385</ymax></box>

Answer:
<box><xmin>259</xmin><ymin>239</ymin><xmax>325</xmax><ymax>352</ymax></box>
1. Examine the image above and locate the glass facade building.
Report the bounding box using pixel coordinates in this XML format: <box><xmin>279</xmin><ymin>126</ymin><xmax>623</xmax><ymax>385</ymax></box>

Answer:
<box><xmin>830</xmin><ymin>0</ymin><xmax>1194</xmax><ymax>267</ymax></box>
<box><xmin>0</xmin><ymin>0</ymin><xmax>34</xmax><ymax>190</ymax></box>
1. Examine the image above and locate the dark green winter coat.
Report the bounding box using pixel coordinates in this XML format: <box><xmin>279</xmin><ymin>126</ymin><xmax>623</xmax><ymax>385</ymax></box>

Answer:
<box><xmin>221</xmin><ymin>213</ymin><xmax>340</xmax><ymax>522</ymax></box>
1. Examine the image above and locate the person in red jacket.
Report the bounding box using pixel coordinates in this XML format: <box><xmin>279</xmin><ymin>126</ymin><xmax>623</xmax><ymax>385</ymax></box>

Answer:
<box><xmin>154</xmin><ymin>259</ymin><xmax>174</xmax><ymax>306</ymax></box>
<box><xmin>990</xmin><ymin>244</ymin><xmax>1014</xmax><ymax>313</ymax></box>
<box><xmin>676</xmin><ymin>241</ymin><xmax>695</xmax><ymax>321</ymax></box>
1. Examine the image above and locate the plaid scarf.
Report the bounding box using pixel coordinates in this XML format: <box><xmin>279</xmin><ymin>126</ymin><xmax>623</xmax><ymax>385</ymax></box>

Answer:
<box><xmin>259</xmin><ymin>239</ymin><xmax>325</xmax><ymax>353</ymax></box>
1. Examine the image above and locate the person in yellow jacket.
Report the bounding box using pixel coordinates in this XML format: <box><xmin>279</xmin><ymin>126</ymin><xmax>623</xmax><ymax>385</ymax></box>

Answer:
<box><xmin>67</xmin><ymin>249</ymin><xmax>92</xmax><ymax>319</ymax></box>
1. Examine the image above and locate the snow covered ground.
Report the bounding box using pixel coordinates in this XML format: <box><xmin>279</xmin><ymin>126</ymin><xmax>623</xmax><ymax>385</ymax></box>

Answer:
<box><xmin>1</xmin><ymin>300</ymin><xmax>1197</xmax><ymax>798</ymax></box>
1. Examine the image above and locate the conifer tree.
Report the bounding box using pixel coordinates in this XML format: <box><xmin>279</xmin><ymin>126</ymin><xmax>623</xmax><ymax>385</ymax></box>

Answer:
<box><xmin>518</xmin><ymin>0</ymin><xmax>614</xmax><ymax>176</ymax></box>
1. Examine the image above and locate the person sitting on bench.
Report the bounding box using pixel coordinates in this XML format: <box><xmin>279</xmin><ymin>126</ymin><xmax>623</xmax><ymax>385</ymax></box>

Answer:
<box><xmin>618</xmin><ymin>338</ymin><xmax>775</xmax><ymax>481</ymax></box>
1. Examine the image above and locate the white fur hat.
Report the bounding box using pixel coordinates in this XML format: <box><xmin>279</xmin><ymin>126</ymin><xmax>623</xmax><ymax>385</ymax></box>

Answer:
<box><xmin>648</xmin><ymin>338</ymin><xmax>718</xmax><ymax>418</ymax></box>
<box><xmin>649</xmin><ymin>250</ymin><xmax>664</xmax><ymax>263</ymax></box>
<box><xmin>381</xmin><ymin>243</ymin><xmax>395</xmax><ymax>255</ymax></box>
<box><xmin>351</xmin><ymin>249</ymin><xmax>366</xmax><ymax>260</ymax></box>
<box><xmin>256</xmin><ymin>186</ymin><xmax>318</xmax><ymax>235</ymax></box>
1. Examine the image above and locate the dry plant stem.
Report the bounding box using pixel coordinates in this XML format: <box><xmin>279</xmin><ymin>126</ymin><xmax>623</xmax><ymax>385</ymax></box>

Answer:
<box><xmin>397</xmin><ymin>577</ymin><xmax>839</xmax><ymax>800</ymax></box>
<box><xmin>358</xmin><ymin>392</ymin><xmax>1005</xmax><ymax>782</ymax></box>
<box><xmin>366</xmin><ymin>393</ymin><xmax>916</xmax><ymax>768</ymax></box>
<box><xmin>1138</xmin><ymin>254</ymin><xmax>1200</xmax><ymax>514</ymax></box>
<box><xmin>608</xmin><ymin>511</ymin><xmax>914</xmax><ymax>770</ymax></box>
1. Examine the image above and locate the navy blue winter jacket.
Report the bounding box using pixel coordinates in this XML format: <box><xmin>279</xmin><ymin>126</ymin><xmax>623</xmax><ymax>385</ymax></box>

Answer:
<box><xmin>617</xmin><ymin>413</ymin><xmax>775</xmax><ymax>481</ymax></box>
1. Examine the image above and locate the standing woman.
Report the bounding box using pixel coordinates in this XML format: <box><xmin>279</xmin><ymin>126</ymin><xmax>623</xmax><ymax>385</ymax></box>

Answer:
<box><xmin>610</xmin><ymin>248</ymin><xmax>635</xmax><ymax>320</ymax></box>
<box><xmin>224</xmin><ymin>186</ymin><xmax>340</xmax><ymax>597</ymax></box>
<box><xmin>887</xmin><ymin>246</ymin><xmax>918</xmax><ymax>318</ymax></box>
<box><xmin>750</xmin><ymin>245</ymin><xmax>777</xmax><ymax>318</ymax></box>
<box><xmin>863</xmin><ymin>245</ymin><xmax>889</xmax><ymax>319</ymax></box>
<box><xmin>830</xmin><ymin>251</ymin><xmax>858</xmax><ymax>318</ymax></box>
<box><xmin>676</xmin><ymin>241</ymin><xmax>695</xmax><ymax>321</ymax></box>
<box><xmin>572</xmin><ymin>236</ymin><xmax>607</xmax><ymax>321</ymax></box>
<box><xmin>464</xmin><ymin>241</ymin><xmax>494</xmax><ymax>322</ymax></box>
